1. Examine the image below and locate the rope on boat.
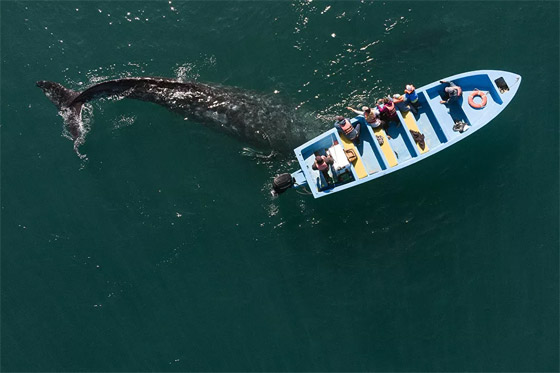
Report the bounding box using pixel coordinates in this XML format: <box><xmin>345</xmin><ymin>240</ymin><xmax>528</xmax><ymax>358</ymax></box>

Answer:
<box><xmin>295</xmin><ymin>186</ymin><xmax>312</xmax><ymax>195</ymax></box>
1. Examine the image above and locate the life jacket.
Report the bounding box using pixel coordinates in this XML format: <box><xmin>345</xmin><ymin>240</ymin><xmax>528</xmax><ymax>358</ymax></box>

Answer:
<box><xmin>385</xmin><ymin>101</ymin><xmax>396</xmax><ymax>116</ymax></box>
<box><xmin>340</xmin><ymin>119</ymin><xmax>354</xmax><ymax>135</ymax></box>
<box><xmin>369</xmin><ymin>117</ymin><xmax>382</xmax><ymax>128</ymax></box>
<box><xmin>316</xmin><ymin>156</ymin><xmax>329</xmax><ymax>171</ymax></box>
<box><xmin>364</xmin><ymin>111</ymin><xmax>377</xmax><ymax>124</ymax></box>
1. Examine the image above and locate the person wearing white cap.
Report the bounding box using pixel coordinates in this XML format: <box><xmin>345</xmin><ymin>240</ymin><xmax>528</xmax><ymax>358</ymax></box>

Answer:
<box><xmin>404</xmin><ymin>84</ymin><xmax>421</xmax><ymax>112</ymax></box>
<box><xmin>392</xmin><ymin>93</ymin><xmax>416</xmax><ymax>115</ymax></box>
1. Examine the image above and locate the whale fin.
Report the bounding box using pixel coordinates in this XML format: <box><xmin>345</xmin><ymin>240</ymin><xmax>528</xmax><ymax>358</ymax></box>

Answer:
<box><xmin>37</xmin><ymin>81</ymin><xmax>87</xmax><ymax>156</ymax></box>
<box><xmin>36</xmin><ymin>81</ymin><xmax>79</xmax><ymax>110</ymax></box>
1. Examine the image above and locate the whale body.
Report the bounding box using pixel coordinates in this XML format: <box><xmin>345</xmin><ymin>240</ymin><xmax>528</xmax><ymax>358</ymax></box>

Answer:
<box><xmin>37</xmin><ymin>77</ymin><xmax>309</xmax><ymax>156</ymax></box>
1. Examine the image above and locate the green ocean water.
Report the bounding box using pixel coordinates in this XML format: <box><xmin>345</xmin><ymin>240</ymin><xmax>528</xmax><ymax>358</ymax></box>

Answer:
<box><xmin>1</xmin><ymin>1</ymin><xmax>558</xmax><ymax>371</ymax></box>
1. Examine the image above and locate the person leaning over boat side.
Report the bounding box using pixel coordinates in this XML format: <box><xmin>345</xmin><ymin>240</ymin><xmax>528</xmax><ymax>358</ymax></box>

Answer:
<box><xmin>346</xmin><ymin>105</ymin><xmax>384</xmax><ymax>128</ymax></box>
<box><xmin>334</xmin><ymin>115</ymin><xmax>361</xmax><ymax>145</ymax></box>
<box><xmin>439</xmin><ymin>80</ymin><xmax>463</xmax><ymax>104</ymax></box>
<box><xmin>376</xmin><ymin>99</ymin><xmax>387</xmax><ymax>122</ymax></box>
<box><xmin>392</xmin><ymin>94</ymin><xmax>413</xmax><ymax>114</ymax></box>
<box><xmin>377</xmin><ymin>97</ymin><xmax>399</xmax><ymax>125</ymax></box>
<box><xmin>395</xmin><ymin>92</ymin><xmax>418</xmax><ymax>115</ymax></box>
<box><xmin>312</xmin><ymin>155</ymin><xmax>334</xmax><ymax>181</ymax></box>
<box><xmin>404</xmin><ymin>84</ymin><xmax>421</xmax><ymax>113</ymax></box>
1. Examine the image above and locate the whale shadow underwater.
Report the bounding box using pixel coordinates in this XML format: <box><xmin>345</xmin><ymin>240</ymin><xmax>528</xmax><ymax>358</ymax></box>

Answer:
<box><xmin>37</xmin><ymin>77</ymin><xmax>313</xmax><ymax>158</ymax></box>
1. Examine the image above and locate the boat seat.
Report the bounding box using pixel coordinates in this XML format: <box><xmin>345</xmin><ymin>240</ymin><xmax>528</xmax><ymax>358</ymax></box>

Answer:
<box><xmin>372</xmin><ymin>127</ymin><xmax>398</xmax><ymax>167</ymax></box>
<box><xmin>401</xmin><ymin>111</ymin><xmax>429</xmax><ymax>154</ymax></box>
<box><xmin>338</xmin><ymin>135</ymin><xmax>368</xmax><ymax>179</ymax></box>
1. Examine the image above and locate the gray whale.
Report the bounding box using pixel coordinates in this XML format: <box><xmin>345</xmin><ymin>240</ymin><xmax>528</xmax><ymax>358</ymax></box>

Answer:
<box><xmin>37</xmin><ymin>77</ymin><xmax>309</xmax><ymax>157</ymax></box>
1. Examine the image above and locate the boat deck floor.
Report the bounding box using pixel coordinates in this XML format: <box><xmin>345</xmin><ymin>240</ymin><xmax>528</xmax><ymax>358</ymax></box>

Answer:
<box><xmin>402</xmin><ymin>111</ymin><xmax>429</xmax><ymax>154</ymax></box>
<box><xmin>384</xmin><ymin>122</ymin><xmax>414</xmax><ymax>163</ymax></box>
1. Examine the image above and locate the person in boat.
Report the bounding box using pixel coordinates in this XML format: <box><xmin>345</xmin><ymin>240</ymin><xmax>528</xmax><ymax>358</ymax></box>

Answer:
<box><xmin>439</xmin><ymin>80</ymin><xmax>463</xmax><ymax>104</ymax></box>
<box><xmin>377</xmin><ymin>97</ymin><xmax>399</xmax><ymax>125</ymax></box>
<box><xmin>312</xmin><ymin>154</ymin><xmax>334</xmax><ymax>181</ymax></box>
<box><xmin>334</xmin><ymin>115</ymin><xmax>361</xmax><ymax>145</ymax></box>
<box><xmin>392</xmin><ymin>93</ymin><xmax>414</xmax><ymax>114</ymax></box>
<box><xmin>346</xmin><ymin>105</ymin><xmax>384</xmax><ymax>128</ymax></box>
<box><xmin>404</xmin><ymin>84</ymin><xmax>421</xmax><ymax>112</ymax></box>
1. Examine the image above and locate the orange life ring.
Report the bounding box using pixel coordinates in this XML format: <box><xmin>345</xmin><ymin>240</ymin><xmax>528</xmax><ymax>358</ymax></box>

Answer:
<box><xmin>468</xmin><ymin>90</ymin><xmax>487</xmax><ymax>109</ymax></box>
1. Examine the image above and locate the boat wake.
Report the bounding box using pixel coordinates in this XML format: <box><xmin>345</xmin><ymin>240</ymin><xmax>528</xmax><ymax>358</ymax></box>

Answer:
<box><xmin>241</xmin><ymin>147</ymin><xmax>278</xmax><ymax>160</ymax></box>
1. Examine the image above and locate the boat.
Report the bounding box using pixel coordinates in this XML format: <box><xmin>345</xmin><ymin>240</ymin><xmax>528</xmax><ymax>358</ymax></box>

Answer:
<box><xmin>272</xmin><ymin>70</ymin><xmax>521</xmax><ymax>198</ymax></box>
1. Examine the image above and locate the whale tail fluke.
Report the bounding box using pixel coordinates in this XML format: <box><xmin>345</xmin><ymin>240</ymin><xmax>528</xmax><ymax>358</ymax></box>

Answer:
<box><xmin>37</xmin><ymin>81</ymin><xmax>87</xmax><ymax>157</ymax></box>
<box><xmin>36</xmin><ymin>80</ymin><xmax>79</xmax><ymax>110</ymax></box>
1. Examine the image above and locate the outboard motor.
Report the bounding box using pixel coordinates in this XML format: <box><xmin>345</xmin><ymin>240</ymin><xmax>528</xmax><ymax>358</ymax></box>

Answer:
<box><xmin>271</xmin><ymin>173</ymin><xmax>294</xmax><ymax>197</ymax></box>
